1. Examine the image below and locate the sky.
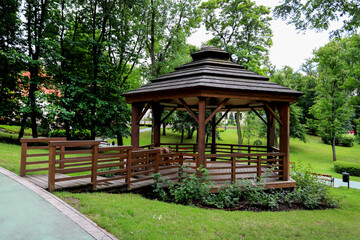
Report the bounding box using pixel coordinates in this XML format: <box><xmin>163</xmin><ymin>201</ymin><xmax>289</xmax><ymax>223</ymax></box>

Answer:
<box><xmin>187</xmin><ymin>0</ymin><xmax>342</xmax><ymax>71</ymax></box>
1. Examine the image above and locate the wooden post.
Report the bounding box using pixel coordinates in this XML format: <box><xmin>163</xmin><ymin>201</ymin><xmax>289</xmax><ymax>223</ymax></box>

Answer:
<box><xmin>48</xmin><ymin>145</ymin><xmax>56</xmax><ymax>192</ymax></box>
<box><xmin>20</xmin><ymin>141</ymin><xmax>27</xmax><ymax>177</ymax></box>
<box><xmin>197</xmin><ymin>97</ymin><xmax>206</xmax><ymax>167</ymax></box>
<box><xmin>247</xmin><ymin>146</ymin><xmax>251</xmax><ymax>165</ymax></box>
<box><xmin>231</xmin><ymin>156</ymin><xmax>236</xmax><ymax>183</ymax></box>
<box><xmin>126</xmin><ymin>149</ymin><xmax>132</xmax><ymax>190</ymax></box>
<box><xmin>131</xmin><ymin>102</ymin><xmax>144</xmax><ymax>148</ymax></box>
<box><xmin>152</xmin><ymin>102</ymin><xmax>163</xmax><ymax>147</ymax></box>
<box><xmin>154</xmin><ymin>151</ymin><xmax>159</xmax><ymax>173</ymax></box>
<box><xmin>91</xmin><ymin>144</ymin><xmax>99</xmax><ymax>190</ymax></box>
<box><xmin>59</xmin><ymin>145</ymin><xmax>65</xmax><ymax>169</ymax></box>
<box><xmin>211</xmin><ymin>114</ymin><xmax>216</xmax><ymax>161</ymax></box>
<box><xmin>266</xmin><ymin>109</ymin><xmax>276</xmax><ymax>152</ymax></box>
<box><xmin>257</xmin><ymin>156</ymin><xmax>262</xmax><ymax>180</ymax></box>
<box><xmin>278</xmin><ymin>102</ymin><xmax>290</xmax><ymax>181</ymax></box>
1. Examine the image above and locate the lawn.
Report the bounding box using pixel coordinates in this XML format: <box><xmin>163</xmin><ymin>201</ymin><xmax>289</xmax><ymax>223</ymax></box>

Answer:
<box><xmin>54</xmin><ymin>187</ymin><xmax>360</xmax><ymax>240</ymax></box>
<box><xmin>1</xmin><ymin>128</ymin><xmax>360</xmax><ymax>239</ymax></box>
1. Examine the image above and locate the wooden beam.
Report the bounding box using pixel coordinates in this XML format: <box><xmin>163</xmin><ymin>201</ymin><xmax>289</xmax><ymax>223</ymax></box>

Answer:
<box><xmin>161</xmin><ymin>107</ymin><xmax>177</xmax><ymax>124</ymax></box>
<box><xmin>205</xmin><ymin>98</ymin><xmax>230</xmax><ymax>125</ymax></box>
<box><xmin>132</xmin><ymin>102</ymin><xmax>144</xmax><ymax>148</ymax></box>
<box><xmin>198</xmin><ymin>97</ymin><xmax>206</xmax><ymax>167</ymax></box>
<box><xmin>263</xmin><ymin>102</ymin><xmax>283</xmax><ymax>126</ymax></box>
<box><xmin>250</xmin><ymin>107</ymin><xmax>267</xmax><ymax>125</ymax></box>
<box><xmin>216</xmin><ymin>108</ymin><xmax>231</xmax><ymax>126</ymax></box>
<box><xmin>179</xmin><ymin>98</ymin><xmax>198</xmax><ymax>123</ymax></box>
<box><xmin>278</xmin><ymin>103</ymin><xmax>290</xmax><ymax>181</ymax></box>
<box><xmin>136</xmin><ymin>103</ymin><xmax>151</xmax><ymax>125</ymax></box>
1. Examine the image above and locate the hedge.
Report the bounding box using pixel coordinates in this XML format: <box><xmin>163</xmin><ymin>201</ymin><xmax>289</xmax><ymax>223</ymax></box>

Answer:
<box><xmin>49</xmin><ymin>129</ymin><xmax>91</xmax><ymax>140</ymax></box>
<box><xmin>334</xmin><ymin>161</ymin><xmax>360</xmax><ymax>177</ymax></box>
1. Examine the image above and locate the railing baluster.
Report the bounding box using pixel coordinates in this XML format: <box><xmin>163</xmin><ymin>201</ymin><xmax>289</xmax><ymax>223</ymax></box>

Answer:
<box><xmin>20</xmin><ymin>142</ymin><xmax>28</xmax><ymax>177</ymax></box>
<box><xmin>231</xmin><ymin>156</ymin><xmax>236</xmax><ymax>183</ymax></box>
<box><xmin>91</xmin><ymin>145</ymin><xmax>99</xmax><ymax>190</ymax></box>
<box><xmin>48</xmin><ymin>145</ymin><xmax>56</xmax><ymax>192</ymax></box>
<box><xmin>257</xmin><ymin>156</ymin><xmax>261</xmax><ymax>180</ymax></box>
<box><xmin>126</xmin><ymin>149</ymin><xmax>132</xmax><ymax>190</ymax></box>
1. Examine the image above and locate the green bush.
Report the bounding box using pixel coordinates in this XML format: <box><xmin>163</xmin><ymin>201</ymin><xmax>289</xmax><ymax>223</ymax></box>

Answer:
<box><xmin>334</xmin><ymin>161</ymin><xmax>360</xmax><ymax>177</ymax></box>
<box><xmin>290</xmin><ymin>163</ymin><xmax>339</xmax><ymax>209</ymax></box>
<box><xmin>253</xmin><ymin>139</ymin><xmax>263</xmax><ymax>146</ymax></box>
<box><xmin>49</xmin><ymin>129</ymin><xmax>91</xmax><ymax>140</ymax></box>
<box><xmin>321</xmin><ymin>134</ymin><xmax>355</xmax><ymax>147</ymax></box>
<box><xmin>338</xmin><ymin>134</ymin><xmax>355</xmax><ymax>147</ymax></box>
<box><xmin>152</xmin><ymin>164</ymin><xmax>339</xmax><ymax>210</ymax></box>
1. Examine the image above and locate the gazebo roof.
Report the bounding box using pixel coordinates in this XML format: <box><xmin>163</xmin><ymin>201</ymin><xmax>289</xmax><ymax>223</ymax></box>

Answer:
<box><xmin>123</xmin><ymin>47</ymin><xmax>302</xmax><ymax>110</ymax></box>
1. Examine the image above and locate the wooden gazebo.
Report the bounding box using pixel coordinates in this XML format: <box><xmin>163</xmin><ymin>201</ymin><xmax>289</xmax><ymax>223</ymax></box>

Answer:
<box><xmin>123</xmin><ymin>47</ymin><xmax>303</xmax><ymax>188</ymax></box>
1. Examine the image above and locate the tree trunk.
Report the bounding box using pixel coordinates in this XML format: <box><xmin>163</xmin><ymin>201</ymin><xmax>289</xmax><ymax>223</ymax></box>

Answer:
<box><xmin>236</xmin><ymin>111</ymin><xmax>242</xmax><ymax>152</ymax></box>
<box><xmin>18</xmin><ymin>113</ymin><xmax>28</xmax><ymax>142</ymax></box>
<box><xmin>181</xmin><ymin>129</ymin><xmax>184</xmax><ymax>143</ymax></box>
<box><xmin>162</xmin><ymin>122</ymin><xmax>166</xmax><ymax>136</ymax></box>
<box><xmin>117</xmin><ymin>134</ymin><xmax>123</xmax><ymax>146</ymax></box>
<box><xmin>332</xmin><ymin>137</ymin><xmax>337</xmax><ymax>161</ymax></box>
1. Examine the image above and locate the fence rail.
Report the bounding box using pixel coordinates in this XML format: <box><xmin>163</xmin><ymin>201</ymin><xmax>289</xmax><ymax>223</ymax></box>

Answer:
<box><xmin>20</xmin><ymin>138</ymin><xmax>288</xmax><ymax>192</ymax></box>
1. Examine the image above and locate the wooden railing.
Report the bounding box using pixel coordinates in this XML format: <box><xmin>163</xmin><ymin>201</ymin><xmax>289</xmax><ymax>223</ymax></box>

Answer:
<box><xmin>20</xmin><ymin>137</ymin><xmax>67</xmax><ymax>176</ymax></box>
<box><xmin>20</xmin><ymin>139</ymin><xmax>288</xmax><ymax>192</ymax></box>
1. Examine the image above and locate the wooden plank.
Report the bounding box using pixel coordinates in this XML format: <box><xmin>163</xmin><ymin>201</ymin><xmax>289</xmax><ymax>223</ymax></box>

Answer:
<box><xmin>20</xmin><ymin>137</ymin><xmax>66</xmax><ymax>143</ymax></box>
<box><xmin>49</xmin><ymin>140</ymin><xmax>100</xmax><ymax>147</ymax></box>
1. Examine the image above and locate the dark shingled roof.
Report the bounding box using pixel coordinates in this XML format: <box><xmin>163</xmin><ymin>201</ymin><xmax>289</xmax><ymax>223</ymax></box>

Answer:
<box><xmin>123</xmin><ymin>46</ymin><xmax>302</xmax><ymax>98</ymax></box>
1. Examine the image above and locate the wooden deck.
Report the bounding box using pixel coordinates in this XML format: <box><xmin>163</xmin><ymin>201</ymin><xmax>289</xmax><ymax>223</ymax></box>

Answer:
<box><xmin>24</xmin><ymin>162</ymin><xmax>295</xmax><ymax>192</ymax></box>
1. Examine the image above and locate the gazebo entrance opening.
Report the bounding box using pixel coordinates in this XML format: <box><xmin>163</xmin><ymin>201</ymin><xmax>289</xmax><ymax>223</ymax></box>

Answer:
<box><xmin>124</xmin><ymin>47</ymin><xmax>302</xmax><ymax>188</ymax></box>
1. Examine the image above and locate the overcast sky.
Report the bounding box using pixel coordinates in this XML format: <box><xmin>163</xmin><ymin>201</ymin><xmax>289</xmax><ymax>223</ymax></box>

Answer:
<box><xmin>187</xmin><ymin>0</ymin><xmax>341</xmax><ymax>71</ymax></box>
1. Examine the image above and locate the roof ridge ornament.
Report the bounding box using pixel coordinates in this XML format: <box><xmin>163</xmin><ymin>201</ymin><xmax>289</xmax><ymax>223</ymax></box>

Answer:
<box><xmin>191</xmin><ymin>46</ymin><xmax>230</xmax><ymax>61</ymax></box>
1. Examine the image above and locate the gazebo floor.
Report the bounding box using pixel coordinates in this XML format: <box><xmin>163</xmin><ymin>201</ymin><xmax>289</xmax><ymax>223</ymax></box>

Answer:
<box><xmin>24</xmin><ymin>162</ymin><xmax>295</xmax><ymax>192</ymax></box>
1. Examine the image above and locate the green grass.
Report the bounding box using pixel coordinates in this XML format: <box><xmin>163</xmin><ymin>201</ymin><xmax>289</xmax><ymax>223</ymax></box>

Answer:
<box><xmin>54</xmin><ymin>187</ymin><xmax>360</xmax><ymax>240</ymax></box>
<box><xmin>290</xmin><ymin>135</ymin><xmax>360</xmax><ymax>182</ymax></box>
<box><xmin>0</xmin><ymin>124</ymin><xmax>32</xmax><ymax>135</ymax></box>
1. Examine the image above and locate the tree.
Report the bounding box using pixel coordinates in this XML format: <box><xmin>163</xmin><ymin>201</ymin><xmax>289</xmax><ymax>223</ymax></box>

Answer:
<box><xmin>270</xmin><ymin>66</ymin><xmax>307</xmax><ymax>142</ymax></box>
<box><xmin>201</xmin><ymin>0</ymin><xmax>273</xmax><ymax>74</ymax></box>
<box><xmin>43</xmin><ymin>0</ymin><xmax>145</xmax><ymax>143</ymax></box>
<box><xmin>144</xmin><ymin>0</ymin><xmax>201</xmax><ymax>78</ymax></box>
<box><xmin>310</xmin><ymin>39</ymin><xmax>354</xmax><ymax>161</ymax></box>
<box><xmin>0</xmin><ymin>0</ymin><xmax>23</xmax><ymax>123</ymax></box>
<box><xmin>21</xmin><ymin>0</ymin><xmax>55</xmax><ymax>138</ymax></box>
<box><xmin>274</xmin><ymin>0</ymin><xmax>360</xmax><ymax>37</ymax></box>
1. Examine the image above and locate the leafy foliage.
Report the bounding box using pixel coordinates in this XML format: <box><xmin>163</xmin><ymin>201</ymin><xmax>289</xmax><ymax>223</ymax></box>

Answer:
<box><xmin>274</xmin><ymin>0</ymin><xmax>360</xmax><ymax>37</ymax></box>
<box><xmin>334</xmin><ymin>161</ymin><xmax>360</xmax><ymax>177</ymax></box>
<box><xmin>201</xmin><ymin>0</ymin><xmax>273</xmax><ymax>74</ymax></box>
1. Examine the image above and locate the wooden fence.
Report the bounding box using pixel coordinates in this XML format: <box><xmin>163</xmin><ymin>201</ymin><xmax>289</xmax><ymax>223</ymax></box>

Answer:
<box><xmin>20</xmin><ymin>137</ymin><xmax>67</xmax><ymax>177</ymax></box>
<box><xmin>20</xmin><ymin>138</ymin><xmax>288</xmax><ymax>192</ymax></box>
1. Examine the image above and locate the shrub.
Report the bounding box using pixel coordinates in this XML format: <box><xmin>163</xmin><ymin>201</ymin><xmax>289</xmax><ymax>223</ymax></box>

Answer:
<box><xmin>334</xmin><ymin>161</ymin><xmax>360</xmax><ymax>177</ymax></box>
<box><xmin>321</xmin><ymin>134</ymin><xmax>355</xmax><ymax>147</ymax></box>
<box><xmin>253</xmin><ymin>139</ymin><xmax>262</xmax><ymax>146</ymax></box>
<box><xmin>338</xmin><ymin>134</ymin><xmax>355</xmax><ymax>147</ymax></box>
<box><xmin>49</xmin><ymin>129</ymin><xmax>91</xmax><ymax>140</ymax></box>
<box><xmin>289</xmin><ymin>163</ymin><xmax>339</xmax><ymax>209</ymax></box>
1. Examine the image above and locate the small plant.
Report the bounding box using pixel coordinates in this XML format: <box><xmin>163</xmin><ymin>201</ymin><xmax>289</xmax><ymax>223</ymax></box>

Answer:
<box><xmin>253</xmin><ymin>139</ymin><xmax>263</xmax><ymax>146</ymax></box>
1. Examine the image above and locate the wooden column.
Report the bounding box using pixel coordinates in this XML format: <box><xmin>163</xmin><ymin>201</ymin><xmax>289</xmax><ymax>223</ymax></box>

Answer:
<box><xmin>211</xmin><ymin>113</ymin><xmax>216</xmax><ymax>161</ymax></box>
<box><xmin>197</xmin><ymin>97</ymin><xmax>206</xmax><ymax>167</ymax></box>
<box><xmin>278</xmin><ymin>102</ymin><xmax>290</xmax><ymax>181</ymax></box>
<box><xmin>131</xmin><ymin>102</ymin><xmax>144</xmax><ymax>148</ymax></box>
<box><xmin>152</xmin><ymin>102</ymin><xmax>163</xmax><ymax>147</ymax></box>
<box><xmin>265</xmin><ymin>109</ymin><xmax>276</xmax><ymax>152</ymax></box>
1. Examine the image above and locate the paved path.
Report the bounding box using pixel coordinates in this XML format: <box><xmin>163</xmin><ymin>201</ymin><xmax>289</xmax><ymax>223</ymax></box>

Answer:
<box><xmin>334</xmin><ymin>178</ymin><xmax>360</xmax><ymax>189</ymax></box>
<box><xmin>0</xmin><ymin>167</ymin><xmax>117</xmax><ymax>240</ymax></box>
